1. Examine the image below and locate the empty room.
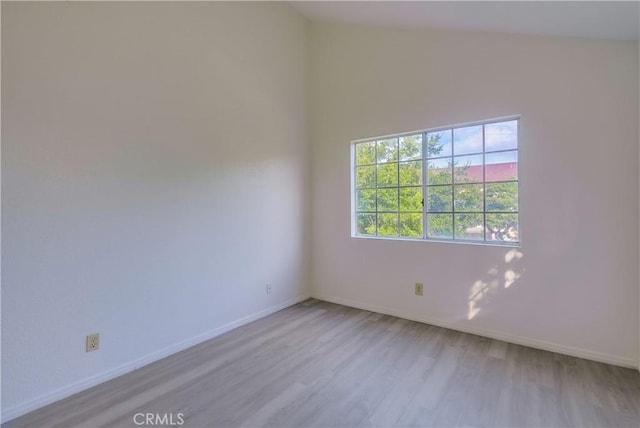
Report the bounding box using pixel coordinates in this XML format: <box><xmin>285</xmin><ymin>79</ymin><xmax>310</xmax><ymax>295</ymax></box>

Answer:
<box><xmin>2</xmin><ymin>1</ymin><xmax>639</xmax><ymax>427</ymax></box>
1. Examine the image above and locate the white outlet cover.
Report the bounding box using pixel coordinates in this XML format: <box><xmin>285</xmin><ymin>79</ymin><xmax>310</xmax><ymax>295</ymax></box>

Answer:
<box><xmin>86</xmin><ymin>334</ymin><xmax>99</xmax><ymax>352</ymax></box>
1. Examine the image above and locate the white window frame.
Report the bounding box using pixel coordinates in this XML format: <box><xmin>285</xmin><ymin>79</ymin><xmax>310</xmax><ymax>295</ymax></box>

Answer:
<box><xmin>351</xmin><ymin>115</ymin><xmax>521</xmax><ymax>246</ymax></box>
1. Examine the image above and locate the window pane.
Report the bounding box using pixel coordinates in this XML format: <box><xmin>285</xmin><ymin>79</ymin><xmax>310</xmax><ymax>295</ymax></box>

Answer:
<box><xmin>399</xmin><ymin>161</ymin><xmax>422</xmax><ymax>186</ymax></box>
<box><xmin>426</xmin><ymin>130</ymin><xmax>452</xmax><ymax>158</ymax></box>
<box><xmin>377</xmin><ymin>188</ymin><xmax>398</xmax><ymax>212</ymax></box>
<box><xmin>355</xmin><ymin>141</ymin><xmax>376</xmax><ymax>165</ymax></box>
<box><xmin>399</xmin><ymin>134</ymin><xmax>422</xmax><ymax>161</ymax></box>
<box><xmin>485</xmin><ymin>120</ymin><xmax>517</xmax><ymax>152</ymax></box>
<box><xmin>427</xmin><ymin>158</ymin><xmax>452</xmax><ymax>185</ymax></box>
<box><xmin>486</xmin><ymin>213</ymin><xmax>519</xmax><ymax>242</ymax></box>
<box><xmin>486</xmin><ymin>151</ymin><xmax>518</xmax><ymax>182</ymax></box>
<box><xmin>455</xmin><ymin>214</ymin><xmax>484</xmax><ymax>240</ymax></box>
<box><xmin>454</xmin><ymin>184</ymin><xmax>483</xmax><ymax>212</ymax></box>
<box><xmin>485</xmin><ymin>182</ymin><xmax>518</xmax><ymax>212</ymax></box>
<box><xmin>356</xmin><ymin>189</ymin><xmax>376</xmax><ymax>212</ymax></box>
<box><xmin>399</xmin><ymin>187</ymin><xmax>423</xmax><ymax>212</ymax></box>
<box><xmin>427</xmin><ymin>185</ymin><xmax>452</xmax><ymax>212</ymax></box>
<box><xmin>377</xmin><ymin>163</ymin><xmax>398</xmax><ymax>187</ymax></box>
<box><xmin>357</xmin><ymin>213</ymin><xmax>376</xmax><ymax>236</ymax></box>
<box><xmin>378</xmin><ymin>213</ymin><xmax>398</xmax><ymax>236</ymax></box>
<box><xmin>377</xmin><ymin>138</ymin><xmax>398</xmax><ymax>163</ymax></box>
<box><xmin>453</xmin><ymin>125</ymin><xmax>482</xmax><ymax>155</ymax></box>
<box><xmin>356</xmin><ymin>166</ymin><xmax>376</xmax><ymax>188</ymax></box>
<box><xmin>354</xmin><ymin>118</ymin><xmax>518</xmax><ymax>245</ymax></box>
<box><xmin>428</xmin><ymin>213</ymin><xmax>453</xmax><ymax>239</ymax></box>
<box><xmin>453</xmin><ymin>154</ymin><xmax>483</xmax><ymax>183</ymax></box>
<box><xmin>400</xmin><ymin>213</ymin><xmax>423</xmax><ymax>238</ymax></box>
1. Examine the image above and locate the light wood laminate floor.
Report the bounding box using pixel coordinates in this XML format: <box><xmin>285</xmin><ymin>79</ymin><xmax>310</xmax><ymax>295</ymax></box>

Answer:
<box><xmin>5</xmin><ymin>299</ymin><xmax>639</xmax><ymax>428</ymax></box>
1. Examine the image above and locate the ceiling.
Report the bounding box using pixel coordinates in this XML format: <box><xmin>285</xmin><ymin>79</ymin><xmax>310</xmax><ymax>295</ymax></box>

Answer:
<box><xmin>289</xmin><ymin>1</ymin><xmax>640</xmax><ymax>41</ymax></box>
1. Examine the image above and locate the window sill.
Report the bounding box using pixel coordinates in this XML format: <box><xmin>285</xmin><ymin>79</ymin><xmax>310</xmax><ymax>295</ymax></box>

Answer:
<box><xmin>351</xmin><ymin>234</ymin><xmax>521</xmax><ymax>248</ymax></box>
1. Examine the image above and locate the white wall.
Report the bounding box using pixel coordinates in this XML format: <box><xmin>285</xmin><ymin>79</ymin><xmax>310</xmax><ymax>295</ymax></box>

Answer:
<box><xmin>309</xmin><ymin>23</ymin><xmax>639</xmax><ymax>367</ymax></box>
<box><xmin>1</xmin><ymin>2</ymin><xmax>310</xmax><ymax>419</ymax></box>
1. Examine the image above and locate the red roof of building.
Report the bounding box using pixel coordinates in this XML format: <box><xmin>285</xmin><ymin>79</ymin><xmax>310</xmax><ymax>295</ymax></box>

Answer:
<box><xmin>463</xmin><ymin>162</ymin><xmax>517</xmax><ymax>182</ymax></box>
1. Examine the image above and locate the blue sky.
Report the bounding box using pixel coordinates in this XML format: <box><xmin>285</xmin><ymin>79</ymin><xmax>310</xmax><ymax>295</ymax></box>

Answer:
<box><xmin>427</xmin><ymin>120</ymin><xmax>518</xmax><ymax>164</ymax></box>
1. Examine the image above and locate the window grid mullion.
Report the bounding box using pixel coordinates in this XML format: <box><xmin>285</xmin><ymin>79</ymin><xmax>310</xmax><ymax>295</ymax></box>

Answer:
<box><xmin>374</xmin><ymin>141</ymin><xmax>379</xmax><ymax>236</ymax></box>
<box><xmin>482</xmin><ymin>124</ymin><xmax>487</xmax><ymax>243</ymax></box>
<box><xmin>397</xmin><ymin>138</ymin><xmax>401</xmax><ymax>237</ymax></box>
<box><xmin>429</xmin><ymin>147</ymin><xmax>517</xmax><ymax>160</ymax></box>
<box><xmin>422</xmin><ymin>132</ymin><xmax>427</xmax><ymax>239</ymax></box>
<box><xmin>450</xmin><ymin>128</ymin><xmax>455</xmax><ymax>239</ymax></box>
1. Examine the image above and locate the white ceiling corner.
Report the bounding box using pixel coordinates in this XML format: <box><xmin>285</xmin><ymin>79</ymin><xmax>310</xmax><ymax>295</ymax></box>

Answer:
<box><xmin>289</xmin><ymin>1</ymin><xmax>640</xmax><ymax>41</ymax></box>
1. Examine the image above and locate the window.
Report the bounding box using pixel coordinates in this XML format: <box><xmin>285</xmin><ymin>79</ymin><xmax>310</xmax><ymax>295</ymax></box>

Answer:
<box><xmin>352</xmin><ymin>117</ymin><xmax>519</xmax><ymax>244</ymax></box>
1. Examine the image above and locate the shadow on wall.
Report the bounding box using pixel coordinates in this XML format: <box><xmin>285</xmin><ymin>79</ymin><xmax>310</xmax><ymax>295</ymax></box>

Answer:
<box><xmin>467</xmin><ymin>248</ymin><xmax>524</xmax><ymax>320</ymax></box>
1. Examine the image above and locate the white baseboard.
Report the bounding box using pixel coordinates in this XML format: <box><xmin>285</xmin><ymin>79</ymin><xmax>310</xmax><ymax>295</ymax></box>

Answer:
<box><xmin>312</xmin><ymin>293</ymin><xmax>638</xmax><ymax>370</ymax></box>
<box><xmin>1</xmin><ymin>294</ymin><xmax>310</xmax><ymax>424</ymax></box>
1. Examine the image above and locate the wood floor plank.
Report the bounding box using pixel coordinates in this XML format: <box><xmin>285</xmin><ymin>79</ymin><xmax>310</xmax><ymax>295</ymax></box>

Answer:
<box><xmin>4</xmin><ymin>299</ymin><xmax>639</xmax><ymax>428</ymax></box>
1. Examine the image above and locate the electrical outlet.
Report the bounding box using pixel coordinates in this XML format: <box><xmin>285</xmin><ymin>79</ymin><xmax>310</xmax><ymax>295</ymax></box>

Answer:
<box><xmin>266</xmin><ymin>284</ymin><xmax>272</xmax><ymax>295</ymax></box>
<box><xmin>415</xmin><ymin>283</ymin><xmax>424</xmax><ymax>296</ymax></box>
<box><xmin>86</xmin><ymin>333</ymin><xmax>99</xmax><ymax>352</ymax></box>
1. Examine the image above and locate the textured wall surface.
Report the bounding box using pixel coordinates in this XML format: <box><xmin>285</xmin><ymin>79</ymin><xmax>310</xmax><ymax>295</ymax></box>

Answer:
<box><xmin>2</xmin><ymin>2</ymin><xmax>310</xmax><ymax>417</ymax></box>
